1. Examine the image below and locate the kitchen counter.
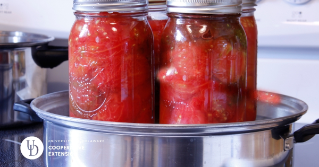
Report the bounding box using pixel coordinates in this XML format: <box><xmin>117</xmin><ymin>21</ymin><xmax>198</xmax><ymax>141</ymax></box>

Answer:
<box><xmin>0</xmin><ymin>123</ymin><xmax>318</xmax><ymax>167</ymax></box>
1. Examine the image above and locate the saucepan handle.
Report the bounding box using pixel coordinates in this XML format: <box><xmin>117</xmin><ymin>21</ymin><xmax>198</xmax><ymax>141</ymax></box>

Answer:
<box><xmin>294</xmin><ymin>119</ymin><xmax>319</xmax><ymax>143</ymax></box>
<box><xmin>13</xmin><ymin>99</ymin><xmax>43</xmax><ymax>122</ymax></box>
<box><xmin>32</xmin><ymin>44</ymin><xmax>68</xmax><ymax>68</ymax></box>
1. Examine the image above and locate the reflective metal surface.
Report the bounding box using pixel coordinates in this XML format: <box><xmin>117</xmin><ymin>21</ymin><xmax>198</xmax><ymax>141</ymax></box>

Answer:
<box><xmin>0</xmin><ymin>95</ymin><xmax>37</xmax><ymax>127</ymax></box>
<box><xmin>43</xmin><ymin>121</ymin><xmax>293</xmax><ymax>167</ymax></box>
<box><xmin>0</xmin><ymin>49</ymin><xmax>29</xmax><ymax>127</ymax></box>
<box><xmin>0</xmin><ymin>31</ymin><xmax>53</xmax><ymax>128</ymax></box>
<box><xmin>0</xmin><ymin>39</ymin><xmax>49</xmax><ymax>127</ymax></box>
<box><xmin>149</xmin><ymin>0</ymin><xmax>166</xmax><ymax>7</ymax></box>
<box><xmin>242</xmin><ymin>0</ymin><xmax>257</xmax><ymax>8</ymax></box>
<box><xmin>32</xmin><ymin>91</ymin><xmax>307</xmax><ymax>135</ymax></box>
<box><xmin>13</xmin><ymin>123</ymin><xmax>319</xmax><ymax>167</ymax></box>
<box><xmin>30</xmin><ymin>91</ymin><xmax>308</xmax><ymax>167</ymax></box>
<box><xmin>73</xmin><ymin>0</ymin><xmax>148</xmax><ymax>12</ymax></box>
<box><xmin>0</xmin><ymin>52</ymin><xmax>13</xmax><ymax>100</ymax></box>
<box><xmin>167</xmin><ymin>0</ymin><xmax>242</xmax><ymax>14</ymax></box>
<box><xmin>0</xmin><ymin>31</ymin><xmax>54</xmax><ymax>48</ymax></box>
<box><xmin>9</xmin><ymin>49</ymin><xmax>26</xmax><ymax>102</ymax></box>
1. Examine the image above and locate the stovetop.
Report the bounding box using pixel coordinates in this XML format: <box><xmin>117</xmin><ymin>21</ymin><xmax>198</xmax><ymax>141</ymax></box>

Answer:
<box><xmin>0</xmin><ymin>123</ymin><xmax>318</xmax><ymax>167</ymax></box>
<box><xmin>0</xmin><ymin>123</ymin><xmax>44</xmax><ymax>167</ymax></box>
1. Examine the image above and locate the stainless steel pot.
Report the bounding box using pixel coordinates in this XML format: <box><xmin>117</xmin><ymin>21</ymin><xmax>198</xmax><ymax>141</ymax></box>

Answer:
<box><xmin>29</xmin><ymin>91</ymin><xmax>319</xmax><ymax>167</ymax></box>
<box><xmin>0</xmin><ymin>31</ymin><xmax>68</xmax><ymax>128</ymax></box>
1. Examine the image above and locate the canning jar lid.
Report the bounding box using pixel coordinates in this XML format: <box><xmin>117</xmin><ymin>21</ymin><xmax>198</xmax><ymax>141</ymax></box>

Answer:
<box><xmin>148</xmin><ymin>0</ymin><xmax>166</xmax><ymax>11</ymax></box>
<box><xmin>242</xmin><ymin>0</ymin><xmax>256</xmax><ymax>9</ymax></box>
<box><xmin>73</xmin><ymin>0</ymin><xmax>148</xmax><ymax>12</ymax></box>
<box><xmin>149</xmin><ymin>0</ymin><xmax>166</xmax><ymax>5</ymax></box>
<box><xmin>167</xmin><ymin>0</ymin><xmax>242</xmax><ymax>14</ymax></box>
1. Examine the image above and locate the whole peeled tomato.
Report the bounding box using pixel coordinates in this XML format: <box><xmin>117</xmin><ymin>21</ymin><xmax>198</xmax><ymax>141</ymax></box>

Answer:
<box><xmin>69</xmin><ymin>12</ymin><xmax>154</xmax><ymax>123</ymax></box>
<box><xmin>211</xmin><ymin>37</ymin><xmax>246</xmax><ymax>84</ymax></box>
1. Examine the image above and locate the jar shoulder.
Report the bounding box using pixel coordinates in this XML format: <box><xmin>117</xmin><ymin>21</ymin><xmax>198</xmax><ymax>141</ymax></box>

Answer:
<box><xmin>162</xmin><ymin>17</ymin><xmax>247</xmax><ymax>49</ymax></box>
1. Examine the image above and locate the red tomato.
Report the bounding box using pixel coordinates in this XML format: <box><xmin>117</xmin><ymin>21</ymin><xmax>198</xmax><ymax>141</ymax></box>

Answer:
<box><xmin>257</xmin><ymin>91</ymin><xmax>281</xmax><ymax>105</ymax></box>
<box><xmin>92</xmin><ymin>92</ymin><xmax>126</xmax><ymax>122</ymax></box>
<box><xmin>240</xmin><ymin>16</ymin><xmax>258</xmax><ymax>121</ymax></box>
<box><xmin>132</xmin><ymin>82</ymin><xmax>153</xmax><ymax>123</ymax></box>
<box><xmin>69</xmin><ymin>12</ymin><xmax>154</xmax><ymax>123</ymax></box>
<box><xmin>158</xmin><ymin>67</ymin><xmax>209</xmax><ymax>102</ymax></box>
<box><xmin>158</xmin><ymin>14</ymin><xmax>247</xmax><ymax>124</ymax></box>
<box><xmin>69</xmin><ymin>110</ymin><xmax>77</xmax><ymax>118</ymax></box>
<box><xmin>170</xmin><ymin>44</ymin><xmax>207</xmax><ymax>82</ymax></box>
<box><xmin>161</xmin><ymin>96</ymin><xmax>208</xmax><ymax>124</ymax></box>
<box><xmin>211</xmin><ymin>37</ymin><xmax>246</xmax><ymax>84</ymax></box>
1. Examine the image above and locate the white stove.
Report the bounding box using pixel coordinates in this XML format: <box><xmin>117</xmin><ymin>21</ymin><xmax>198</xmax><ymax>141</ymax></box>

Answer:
<box><xmin>255</xmin><ymin>0</ymin><xmax>319</xmax><ymax>124</ymax></box>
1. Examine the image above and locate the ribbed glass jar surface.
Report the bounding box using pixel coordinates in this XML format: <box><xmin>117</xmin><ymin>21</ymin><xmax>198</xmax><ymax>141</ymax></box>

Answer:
<box><xmin>69</xmin><ymin>12</ymin><xmax>154</xmax><ymax>123</ymax></box>
<box><xmin>240</xmin><ymin>8</ymin><xmax>258</xmax><ymax>121</ymax></box>
<box><xmin>158</xmin><ymin>13</ymin><xmax>247</xmax><ymax>124</ymax></box>
<box><xmin>147</xmin><ymin>2</ymin><xmax>168</xmax><ymax>123</ymax></box>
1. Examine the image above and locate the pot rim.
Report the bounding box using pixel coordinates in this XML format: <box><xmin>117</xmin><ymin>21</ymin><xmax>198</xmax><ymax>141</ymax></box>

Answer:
<box><xmin>31</xmin><ymin>91</ymin><xmax>308</xmax><ymax>136</ymax></box>
<box><xmin>0</xmin><ymin>31</ymin><xmax>54</xmax><ymax>48</ymax></box>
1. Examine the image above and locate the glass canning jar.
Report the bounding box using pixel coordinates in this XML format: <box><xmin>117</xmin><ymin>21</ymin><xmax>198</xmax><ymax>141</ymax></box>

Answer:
<box><xmin>147</xmin><ymin>0</ymin><xmax>168</xmax><ymax>123</ymax></box>
<box><xmin>158</xmin><ymin>0</ymin><xmax>247</xmax><ymax>124</ymax></box>
<box><xmin>240</xmin><ymin>0</ymin><xmax>258</xmax><ymax>121</ymax></box>
<box><xmin>69</xmin><ymin>0</ymin><xmax>154</xmax><ymax>123</ymax></box>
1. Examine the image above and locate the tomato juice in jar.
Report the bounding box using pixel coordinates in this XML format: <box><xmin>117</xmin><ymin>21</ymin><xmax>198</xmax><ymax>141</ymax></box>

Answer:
<box><xmin>158</xmin><ymin>1</ymin><xmax>247</xmax><ymax>124</ymax></box>
<box><xmin>147</xmin><ymin>0</ymin><xmax>168</xmax><ymax>123</ymax></box>
<box><xmin>240</xmin><ymin>0</ymin><xmax>258</xmax><ymax>121</ymax></box>
<box><xmin>69</xmin><ymin>0</ymin><xmax>154</xmax><ymax>123</ymax></box>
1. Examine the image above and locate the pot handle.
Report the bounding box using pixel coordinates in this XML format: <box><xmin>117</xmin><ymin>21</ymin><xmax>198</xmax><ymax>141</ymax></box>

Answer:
<box><xmin>294</xmin><ymin>119</ymin><xmax>319</xmax><ymax>143</ymax></box>
<box><xmin>13</xmin><ymin>99</ymin><xmax>43</xmax><ymax>122</ymax></box>
<box><xmin>32</xmin><ymin>45</ymin><xmax>68</xmax><ymax>68</ymax></box>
